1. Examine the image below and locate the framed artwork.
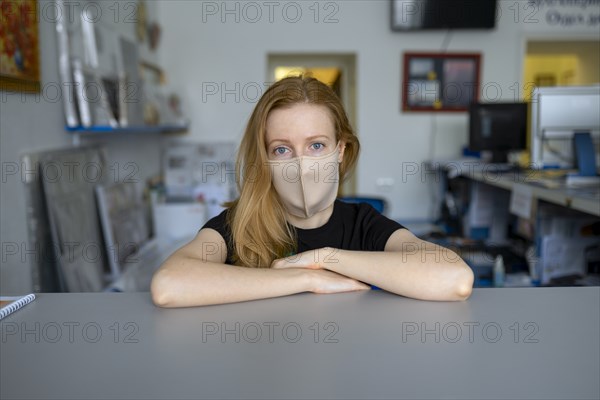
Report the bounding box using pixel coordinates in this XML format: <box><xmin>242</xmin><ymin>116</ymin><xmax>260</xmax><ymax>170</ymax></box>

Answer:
<box><xmin>0</xmin><ymin>0</ymin><xmax>41</xmax><ymax>92</ymax></box>
<box><xmin>402</xmin><ymin>53</ymin><xmax>481</xmax><ymax>112</ymax></box>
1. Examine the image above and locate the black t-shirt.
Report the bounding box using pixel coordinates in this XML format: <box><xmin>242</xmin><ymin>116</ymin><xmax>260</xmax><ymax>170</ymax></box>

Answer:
<box><xmin>201</xmin><ymin>200</ymin><xmax>406</xmax><ymax>265</ymax></box>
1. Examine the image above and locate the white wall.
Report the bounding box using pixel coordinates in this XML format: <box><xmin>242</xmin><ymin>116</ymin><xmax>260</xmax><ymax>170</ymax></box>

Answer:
<box><xmin>1</xmin><ymin>2</ymin><xmax>68</xmax><ymax>294</ymax></box>
<box><xmin>157</xmin><ymin>0</ymin><xmax>599</xmax><ymax>222</ymax></box>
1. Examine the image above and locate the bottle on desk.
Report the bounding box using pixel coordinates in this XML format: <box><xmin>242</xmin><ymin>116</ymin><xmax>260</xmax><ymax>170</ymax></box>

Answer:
<box><xmin>494</xmin><ymin>255</ymin><xmax>505</xmax><ymax>287</ymax></box>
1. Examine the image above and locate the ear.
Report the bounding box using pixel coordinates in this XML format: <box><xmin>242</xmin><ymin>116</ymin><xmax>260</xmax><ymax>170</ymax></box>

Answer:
<box><xmin>338</xmin><ymin>141</ymin><xmax>346</xmax><ymax>164</ymax></box>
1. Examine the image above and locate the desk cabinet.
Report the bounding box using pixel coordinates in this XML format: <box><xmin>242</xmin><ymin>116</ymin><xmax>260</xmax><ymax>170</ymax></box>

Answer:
<box><xmin>431</xmin><ymin>164</ymin><xmax>600</xmax><ymax>286</ymax></box>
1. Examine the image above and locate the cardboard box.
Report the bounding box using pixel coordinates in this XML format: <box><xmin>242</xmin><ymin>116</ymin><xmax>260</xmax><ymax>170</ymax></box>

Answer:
<box><xmin>152</xmin><ymin>202</ymin><xmax>207</xmax><ymax>241</ymax></box>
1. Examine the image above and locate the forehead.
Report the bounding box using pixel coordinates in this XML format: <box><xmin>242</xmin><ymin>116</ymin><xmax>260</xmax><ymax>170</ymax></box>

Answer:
<box><xmin>265</xmin><ymin>103</ymin><xmax>336</xmax><ymax>142</ymax></box>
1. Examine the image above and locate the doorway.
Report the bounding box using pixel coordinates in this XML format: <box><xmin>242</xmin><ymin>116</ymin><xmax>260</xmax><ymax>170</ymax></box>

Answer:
<box><xmin>267</xmin><ymin>53</ymin><xmax>357</xmax><ymax>195</ymax></box>
<box><xmin>522</xmin><ymin>39</ymin><xmax>599</xmax><ymax>101</ymax></box>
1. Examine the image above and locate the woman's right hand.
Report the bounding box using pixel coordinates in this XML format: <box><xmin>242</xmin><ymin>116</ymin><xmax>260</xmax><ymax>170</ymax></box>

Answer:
<box><xmin>307</xmin><ymin>269</ymin><xmax>371</xmax><ymax>294</ymax></box>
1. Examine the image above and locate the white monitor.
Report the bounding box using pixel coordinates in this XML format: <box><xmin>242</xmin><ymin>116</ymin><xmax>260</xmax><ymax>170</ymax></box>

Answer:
<box><xmin>531</xmin><ymin>85</ymin><xmax>600</xmax><ymax>169</ymax></box>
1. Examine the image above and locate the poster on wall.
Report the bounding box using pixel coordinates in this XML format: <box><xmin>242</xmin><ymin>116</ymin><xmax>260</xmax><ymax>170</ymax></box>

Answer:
<box><xmin>0</xmin><ymin>0</ymin><xmax>41</xmax><ymax>92</ymax></box>
<box><xmin>402</xmin><ymin>52</ymin><xmax>481</xmax><ymax>112</ymax></box>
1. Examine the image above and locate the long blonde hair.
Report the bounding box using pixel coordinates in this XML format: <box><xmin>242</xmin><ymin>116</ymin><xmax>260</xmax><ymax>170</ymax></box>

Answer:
<box><xmin>226</xmin><ymin>76</ymin><xmax>360</xmax><ymax>268</ymax></box>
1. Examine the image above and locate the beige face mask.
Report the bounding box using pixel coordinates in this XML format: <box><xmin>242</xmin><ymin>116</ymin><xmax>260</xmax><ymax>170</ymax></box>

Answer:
<box><xmin>268</xmin><ymin>143</ymin><xmax>341</xmax><ymax>218</ymax></box>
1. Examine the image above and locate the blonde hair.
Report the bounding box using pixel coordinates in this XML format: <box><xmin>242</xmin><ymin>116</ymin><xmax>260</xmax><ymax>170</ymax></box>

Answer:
<box><xmin>226</xmin><ymin>76</ymin><xmax>360</xmax><ymax>268</ymax></box>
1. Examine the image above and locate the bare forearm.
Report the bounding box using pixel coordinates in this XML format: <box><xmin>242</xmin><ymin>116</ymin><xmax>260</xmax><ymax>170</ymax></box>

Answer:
<box><xmin>151</xmin><ymin>256</ymin><xmax>311</xmax><ymax>307</ymax></box>
<box><xmin>322</xmin><ymin>248</ymin><xmax>473</xmax><ymax>301</ymax></box>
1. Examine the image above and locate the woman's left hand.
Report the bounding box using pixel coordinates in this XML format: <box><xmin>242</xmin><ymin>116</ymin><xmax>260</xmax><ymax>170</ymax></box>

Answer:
<box><xmin>271</xmin><ymin>247</ymin><xmax>340</xmax><ymax>270</ymax></box>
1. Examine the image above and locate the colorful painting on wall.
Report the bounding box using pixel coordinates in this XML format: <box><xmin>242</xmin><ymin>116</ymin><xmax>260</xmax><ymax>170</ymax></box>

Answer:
<box><xmin>0</xmin><ymin>0</ymin><xmax>41</xmax><ymax>92</ymax></box>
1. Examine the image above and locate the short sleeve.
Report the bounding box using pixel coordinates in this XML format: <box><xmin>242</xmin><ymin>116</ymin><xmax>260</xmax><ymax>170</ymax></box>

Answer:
<box><xmin>201</xmin><ymin>209</ymin><xmax>235</xmax><ymax>264</ymax></box>
<box><xmin>356</xmin><ymin>203</ymin><xmax>406</xmax><ymax>251</ymax></box>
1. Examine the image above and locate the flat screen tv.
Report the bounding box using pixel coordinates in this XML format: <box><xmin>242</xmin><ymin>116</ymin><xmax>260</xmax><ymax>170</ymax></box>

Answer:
<box><xmin>391</xmin><ymin>0</ymin><xmax>497</xmax><ymax>31</ymax></box>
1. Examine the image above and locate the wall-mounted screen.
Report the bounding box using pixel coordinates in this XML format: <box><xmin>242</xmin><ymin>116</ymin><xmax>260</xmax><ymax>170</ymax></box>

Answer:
<box><xmin>391</xmin><ymin>0</ymin><xmax>497</xmax><ymax>31</ymax></box>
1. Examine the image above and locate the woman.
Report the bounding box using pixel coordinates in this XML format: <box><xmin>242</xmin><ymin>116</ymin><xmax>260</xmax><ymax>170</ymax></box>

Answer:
<box><xmin>151</xmin><ymin>76</ymin><xmax>473</xmax><ymax>307</ymax></box>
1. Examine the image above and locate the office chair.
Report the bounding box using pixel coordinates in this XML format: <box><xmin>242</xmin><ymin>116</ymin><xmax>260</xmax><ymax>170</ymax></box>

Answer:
<box><xmin>338</xmin><ymin>196</ymin><xmax>387</xmax><ymax>214</ymax></box>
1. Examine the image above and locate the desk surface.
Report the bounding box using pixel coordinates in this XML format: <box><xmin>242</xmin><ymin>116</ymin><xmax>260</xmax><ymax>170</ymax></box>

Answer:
<box><xmin>466</xmin><ymin>169</ymin><xmax>600</xmax><ymax>216</ymax></box>
<box><xmin>1</xmin><ymin>288</ymin><xmax>599</xmax><ymax>400</ymax></box>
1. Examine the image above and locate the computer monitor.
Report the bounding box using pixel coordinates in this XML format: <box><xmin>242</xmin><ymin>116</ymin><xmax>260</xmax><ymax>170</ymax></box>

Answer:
<box><xmin>468</xmin><ymin>102</ymin><xmax>528</xmax><ymax>163</ymax></box>
<box><xmin>530</xmin><ymin>85</ymin><xmax>600</xmax><ymax>169</ymax></box>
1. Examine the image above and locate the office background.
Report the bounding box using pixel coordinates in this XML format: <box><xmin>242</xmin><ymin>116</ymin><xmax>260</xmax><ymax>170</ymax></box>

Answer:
<box><xmin>1</xmin><ymin>0</ymin><xmax>599</xmax><ymax>294</ymax></box>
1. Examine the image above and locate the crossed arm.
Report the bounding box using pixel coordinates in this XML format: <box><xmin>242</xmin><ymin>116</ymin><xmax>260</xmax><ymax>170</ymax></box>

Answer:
<box><xmin>150</xmin><ymin>228</ymin><xmax>474</xmax><ymax>308</ymax></box>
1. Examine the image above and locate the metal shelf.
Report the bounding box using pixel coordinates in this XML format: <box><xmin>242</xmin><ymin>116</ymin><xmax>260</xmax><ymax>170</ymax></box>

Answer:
<box><xmin>66</xmin><ymin>124</ymin><xmax>188</xmax><ymax>145</ymax></box>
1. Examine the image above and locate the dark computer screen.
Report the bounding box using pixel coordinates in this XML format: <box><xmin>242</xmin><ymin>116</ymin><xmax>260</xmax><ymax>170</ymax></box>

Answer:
<box><xmin>468</xmin><ymin>102</ymin><xmax>528</xmax><ymax>163</ymax></box>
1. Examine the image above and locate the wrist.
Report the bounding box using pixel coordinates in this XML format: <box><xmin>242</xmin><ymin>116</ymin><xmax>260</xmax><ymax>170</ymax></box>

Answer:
<box><xmin>297</xmin><ymin>268</ymin><xmax>316</xmax><ymax>292</ymax></box>
<box><xmin>320</xmin><ymin>247</ymin><xmax>342</xmax><ymax>271</ymax></box>
<box><xmin>276</xmin><ymin>267</ymin><xmax>316</xmax><ymax>292</ymax></box>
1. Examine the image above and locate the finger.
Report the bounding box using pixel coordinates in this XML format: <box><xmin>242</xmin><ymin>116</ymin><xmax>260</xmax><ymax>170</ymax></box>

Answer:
<box><xmin>349</xmin><ymin>280</ymin><xmax>371</xmax><ymax>291</ymax></box>
<box><xmin>330</xmin><ymin>279</ymin><xmax>371</xmax><ymax>293</ymax></box>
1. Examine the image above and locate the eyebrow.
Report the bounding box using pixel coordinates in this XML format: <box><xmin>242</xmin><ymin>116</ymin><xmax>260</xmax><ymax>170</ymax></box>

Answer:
<box><xmin>267</xmin><ymin>135</ymin><xmax>332</xmax><ymax>147</ymax></box>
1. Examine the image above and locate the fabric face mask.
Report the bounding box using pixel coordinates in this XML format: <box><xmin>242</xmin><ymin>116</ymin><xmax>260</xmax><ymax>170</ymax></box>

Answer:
<box><xmin>268</xmin><ymin>143</ymin><xmax>341</xmax><ymax>218</ymax></box>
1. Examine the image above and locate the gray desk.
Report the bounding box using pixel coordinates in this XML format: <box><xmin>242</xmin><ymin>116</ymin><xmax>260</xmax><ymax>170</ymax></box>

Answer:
<box><xmin>465</xmin><ymin>169</ymin><xmax>600</xmax><ymax>217</ymax></box>
<box><xmin>1</xmin><ymin>288</ymin><xmax>599</xmax><ymax>399</ymax></box>
<box><xmin>430</xmin><ymin>160</ymin><xmax>600</xmax><ymax>217</ymax></box>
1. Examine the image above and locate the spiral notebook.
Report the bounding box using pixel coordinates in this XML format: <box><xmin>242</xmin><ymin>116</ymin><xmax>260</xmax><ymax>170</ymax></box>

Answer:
<box><xmin>0</xmin><ymin>294</ymin><xmax>36</xmax><ymax>320</ymax></box>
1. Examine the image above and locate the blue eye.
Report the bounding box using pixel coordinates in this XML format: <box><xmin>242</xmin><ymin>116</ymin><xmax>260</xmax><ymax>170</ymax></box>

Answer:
<box><xmin>311</xmin><ymin>143</ymin><xmax>324</xmax><ymax>151</ymax></box>
<box><xmin>273</xmin><ymin>147</ymin><xmax>289</xmax><ymax>156</ymax></box>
